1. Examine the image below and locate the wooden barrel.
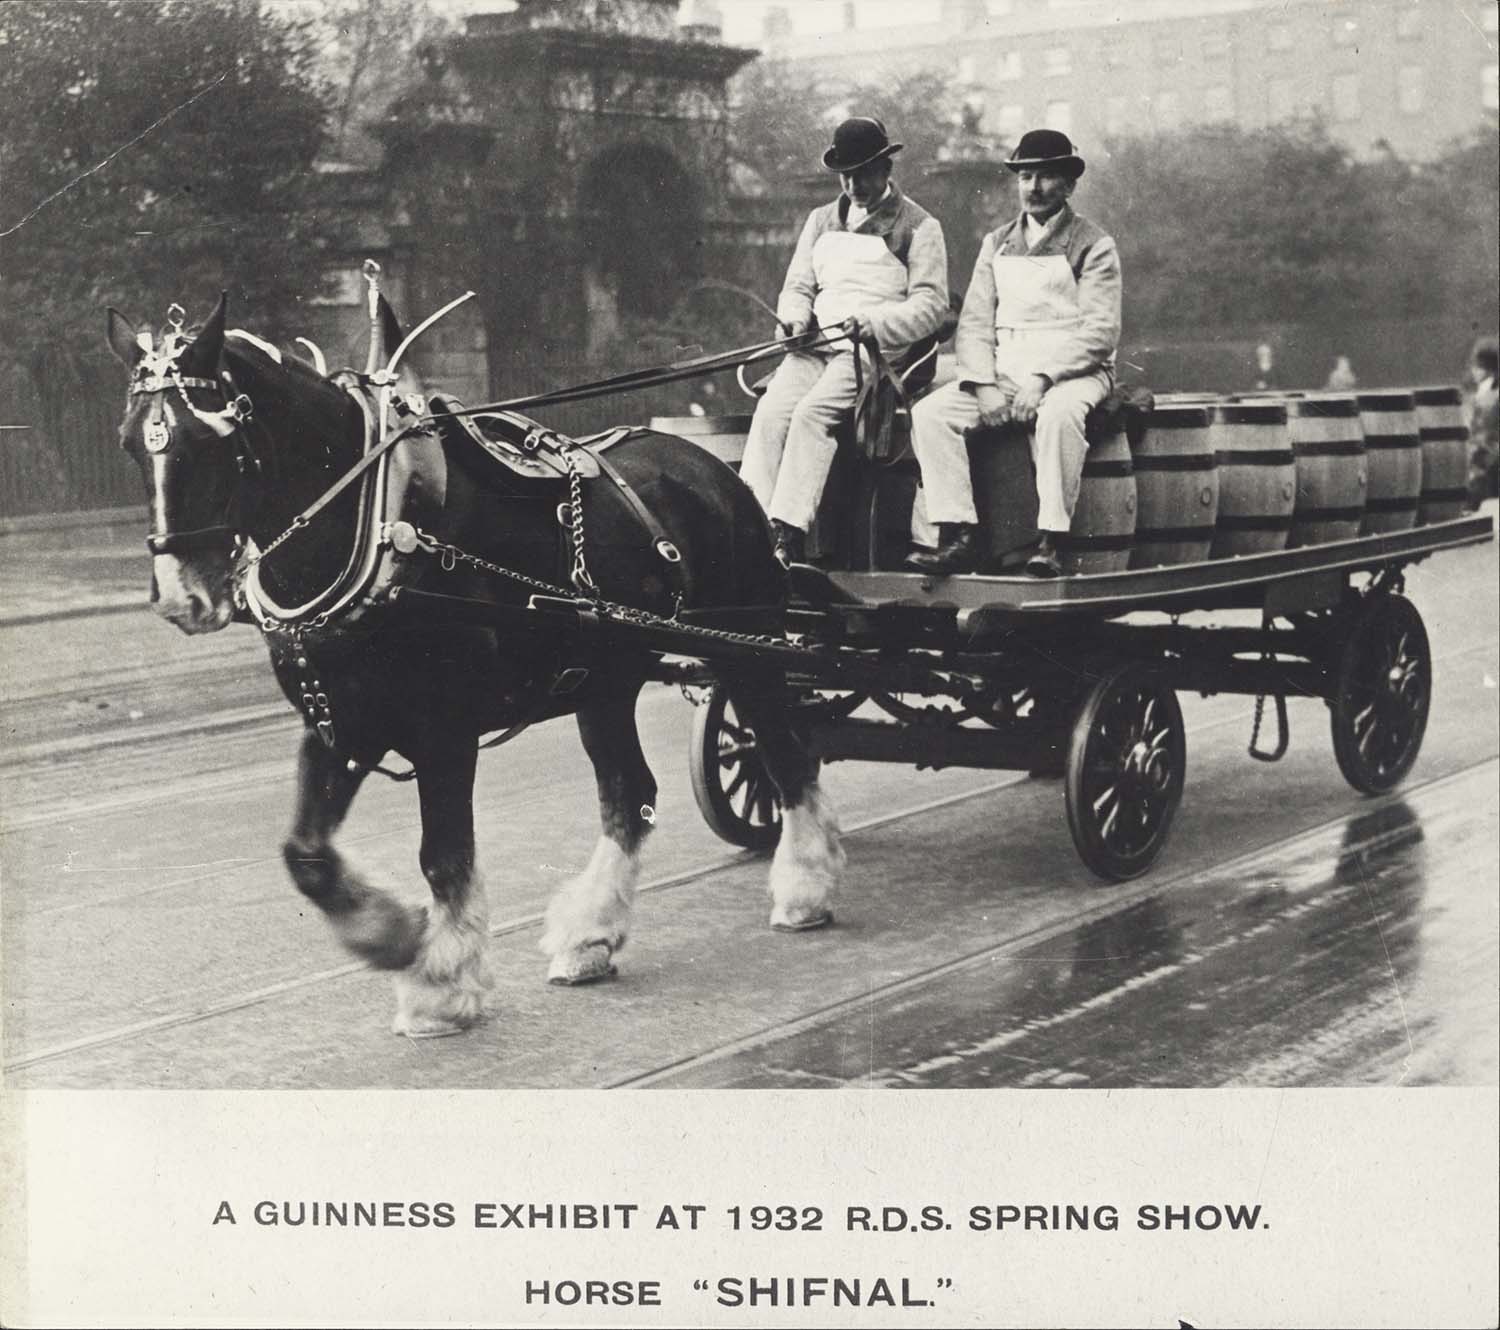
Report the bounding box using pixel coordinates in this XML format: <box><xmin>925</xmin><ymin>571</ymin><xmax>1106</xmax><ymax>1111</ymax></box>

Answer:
<box><xmin>1410</xmin><ymin>385</ymin><xmax>1468</xmax><ymax>523</ymax></box>
<box><xmin>1208</xmin><ymin>401</ymin><xmax>1295</xmax><ymax>557</ymax></box>
<box><xmin>1286</xmin><ymin>394</ymin><xmax>1366</xmax><ymax>547</ymax></box>
<box><xmin>648</xmin><ymin>413</ymin><xmax>753</xmax><ymax>468</ymax></box>
<box><xmin>1356</xmin><ymin>391</ymin><xmax>1422</xmax><ymax>534</ymax></box>
<box><xmin>1130</xmin><ymin>402</ymin><xmax>1218</xmax><ymax>567</ymax></box>
<box><xmin>1059</xmin><ymin>428</ymin><xmax>1135</xmax><ymax>574</ymax></box>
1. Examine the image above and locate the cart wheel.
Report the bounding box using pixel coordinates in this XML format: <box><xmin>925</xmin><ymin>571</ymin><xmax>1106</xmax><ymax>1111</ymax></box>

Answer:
<box><xmin>689</xmin><ymin>686</ymin><xmax>782</xmax><ymax>851</ymax></box>
<box><xmin>1329</xmin><ymin>593</ymin><xmax>1430</xmax><ymax>795</ymax></box>
<box><xmin>1065</xmin><ymin>664</ymin><xmax>1186</xmax><ymax>881</ymax></box>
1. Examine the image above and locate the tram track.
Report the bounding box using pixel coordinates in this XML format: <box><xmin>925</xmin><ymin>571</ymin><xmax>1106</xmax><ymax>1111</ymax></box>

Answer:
<box><xmin>614</xmin><ymin>759</ymin><xmax>1498</xmax><ymax>1088</ymax></box>
<box><xmin>4</xmin><ymin>616</ymin><xmax>1494</xmax><ymax>1083</ymax></box>
<box><xmin>10</xmin><ymin>694</ymin><xmax>1489</xmax><ymax>1079</ymax></box>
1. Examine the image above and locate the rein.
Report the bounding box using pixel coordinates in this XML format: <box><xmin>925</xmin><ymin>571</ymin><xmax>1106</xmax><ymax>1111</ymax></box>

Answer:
<box><xmin>242</xmin><ymin>320</ymin><xmax>864</xmax><ymax>584</ymax></box>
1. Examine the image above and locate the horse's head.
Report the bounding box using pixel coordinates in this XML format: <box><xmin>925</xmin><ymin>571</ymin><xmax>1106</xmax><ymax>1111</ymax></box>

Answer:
<box><xmin>108</xmin><ymin>293</ymin><xmax>255</xmax><ymax>634</ymax></box>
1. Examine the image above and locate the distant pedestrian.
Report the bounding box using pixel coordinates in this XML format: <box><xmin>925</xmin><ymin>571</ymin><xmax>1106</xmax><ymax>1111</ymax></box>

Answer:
<box><xmin>1466</xmin><ymin>337</ymin><xmax>1499</xmax><ymax>509</ymax></box>
<box><xmin>1253</xmin><ymin>342</ymin><xmax>1276</xmax><ymax>391</ymax></box>
<box><xmin>1324</xmin><ymin>355</ymin><xmax>1358</xmax><ymax>391</ymax></box>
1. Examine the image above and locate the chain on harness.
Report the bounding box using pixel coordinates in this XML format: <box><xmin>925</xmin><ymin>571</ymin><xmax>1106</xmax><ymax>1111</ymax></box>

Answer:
<box><xmin>1248</xmin><ymin>610</ymin><xmax>1289</xmax><ymax>763</ymax></box>
<box><xmin>237</xmin><ymin>282</ymin><xmax>866</xmax><ymax>779</ymax></box>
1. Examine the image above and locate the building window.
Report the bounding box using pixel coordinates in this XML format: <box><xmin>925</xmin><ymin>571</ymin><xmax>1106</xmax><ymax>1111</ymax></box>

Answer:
<box><xmin>996</xmin><ymin>50</ymin><xmax>1022</xmax><ymax>81</ymax></box>
<box><xmin>1044</xmin><ymin>47</ymin><xmax>1071</xmax><ymax>77</ymax></box>
<box><xmin>1104</xmin><ymin>95</ymin><xmax>1128</xmax><ymax>135</ymax></box>
<box><xmin>1268</xmin><ymin>78</ymin><xmax>1294</xmax><ymax>122</ymax></box>
<box><xmin>1483</xmin><ymin>64</ymin><xmax>1499</xmax><ymax>111</ymax></box>
<box><xmin>1154</xmin><ymin>90</ymin><xmax>1180</xmax><ymax>129</ymax></box>
<box><xmin>1332</xmin><ymin>72</ymin><xmax>1360</xmax><ymax>120</ymax></box>
<box><xmin>1204</xmin><ymin>85</ymin><xmax>1234</xmax><ymax>121</ymax></box>
<box><xmin>1398</xmin><ymin>65</ymin><xmax>1424</xmax><ymax>113</ymax></box>
<box><xmin>1268</xmin><ymin>24</ymin><xmax>1292</xmax><ymax>51</ymax></box>
<box><xmin>1395</xmin><ymin>7</ymin><xmax>1423</xmax><ymax>38</ymax></box>
<box><xmin>998</xmin><ymin>103</ymin><xmax>1025</xmax><ymax>138</ymax></box>
<box><xmin>1332</xmin><ymin>16</ymin><xmax>1358</xmax><ymax>46</ymax></box>
<box><xmin>1045</xmin><ymin>100</ymin><xmax>1072</xmax><ymax>133</ymax></box>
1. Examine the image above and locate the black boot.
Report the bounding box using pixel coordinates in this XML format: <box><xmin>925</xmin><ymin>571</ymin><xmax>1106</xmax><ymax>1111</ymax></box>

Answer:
<box><xmin>771</xmin><ymin>519</ymin><xmax>806</xmax><ymax>569</ymax></box>
<box><xmin>1025</xmin><ymin>530</ymin><xmax>1063</xmax><ymax>578</ymax></box>
<box><xmin>905</xmin><ymin>523</ymin><xmax>980</xmax><ymax>575</ymax></box>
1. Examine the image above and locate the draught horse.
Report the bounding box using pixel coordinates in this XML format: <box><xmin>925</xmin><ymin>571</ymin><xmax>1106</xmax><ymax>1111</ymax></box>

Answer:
<box><xmin>107</xmin><ymin>294</ymin><xmax>845</xmax><ymax>1037</ymax></box>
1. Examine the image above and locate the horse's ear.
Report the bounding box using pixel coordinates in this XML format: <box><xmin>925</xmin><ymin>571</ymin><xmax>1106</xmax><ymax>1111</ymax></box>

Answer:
<box><xmin>376</xmin><ymin>292</ymin><xmax>424</xmax><ymax>394</ymax></box>
<box><xmin>377</xmin><ymin>292</ymin><xmax>406</xmax><ymax>357</ymax></box>
<box><xmin>181</xmin><ymin>291</ymin><xmax>228</xmax><ymax>375</ymax></box>
<box><xmin>106</xmin><ymin>309</ymin><xmax>143</xmax><ymax>368</ymax></box>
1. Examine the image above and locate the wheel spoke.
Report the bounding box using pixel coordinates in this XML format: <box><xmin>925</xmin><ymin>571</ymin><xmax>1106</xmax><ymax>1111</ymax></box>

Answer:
<box><xmin>1140</xmin><ymin>693</ymin><xmax>1157</xmax><ymax>734</ymax></box>
<box><xmin>721</xmin><ymin>719</ymin><xmax>754</xmax><ymax>745</ymax></box>
<box><xmin>752</xmin><ymin>782</ymin><xmax>776</xmax><ymax>827</ymax></box>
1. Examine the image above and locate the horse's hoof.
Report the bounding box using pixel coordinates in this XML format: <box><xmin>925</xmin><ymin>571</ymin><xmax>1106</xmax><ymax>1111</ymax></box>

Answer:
<box><xmin>770</xmin><ymin>905</ymin><xmax>834</xmax><ymax>932</ymax></box>
<box><xmin>392</xmin><ymin>1016</ymin><xmax>469</xmax><ymax>1039</ymax></box>
<box><xmin>547</xmin><ymin>943</ymin><xmax>618</xmax><ymax>986</ymax></box>
<box><xmin>391</xmin><ymin>974</ymin><xmax>486</xmax><ymax>1037</ymax></box>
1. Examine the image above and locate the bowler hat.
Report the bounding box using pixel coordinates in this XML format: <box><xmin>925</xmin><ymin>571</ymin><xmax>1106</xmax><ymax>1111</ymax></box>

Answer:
<box><xmin>1004</xmin><ymin>128</ymin><xmax>1085</xmax><ymax>177</ymax></box>
<box><xmin>822</xmin><ymin>116</ymin><xmax>903</xmax><ymax>172</ymax></box>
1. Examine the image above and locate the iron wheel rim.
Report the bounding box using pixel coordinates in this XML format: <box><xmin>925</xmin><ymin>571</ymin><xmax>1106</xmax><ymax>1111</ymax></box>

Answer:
<box><xmin>1066</xmin><ymin>665</ymin><xmax>1185</xmax><ymax>880</ymax></box>
<box><xmin>1331</xmin><ymin>594</ymin><xmax>1430</xmax><ymax>794</ymax></box>
<box><xmin>689</xmin><ymin>686</ymin><xmax>782</xmax><ymax>850</ymax></box>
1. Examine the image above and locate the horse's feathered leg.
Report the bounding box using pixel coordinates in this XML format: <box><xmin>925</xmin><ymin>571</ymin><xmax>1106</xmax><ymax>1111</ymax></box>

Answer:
<box><xmin>726</xmin><ymin>670</ymin><xmax>845</xmax><ymax>932</ymax></box>
<box><xmin>393</xmin><ymin>736</ymin><xmax>491</xmax><ymax>1037</ymax></box>
<box><xmin>283</xmin><ymin>729</ymin><xmax>426</xmax><ymax>969</ymax></box>
<box><xmin>542</xmin><ymin>679</ymin><xmax>655</xmax><ymax>985</ymax></box>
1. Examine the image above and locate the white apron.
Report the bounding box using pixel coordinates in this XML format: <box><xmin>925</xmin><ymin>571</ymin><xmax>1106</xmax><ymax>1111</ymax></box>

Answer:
<box><xmin>992</xmin><ymin>252</ymin><xmax>1081</xmax><ymax>383</ymax></box>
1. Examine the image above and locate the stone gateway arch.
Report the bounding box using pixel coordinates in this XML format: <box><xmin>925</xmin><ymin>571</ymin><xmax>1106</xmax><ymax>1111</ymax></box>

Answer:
<box><xmin>371</xmin><ymin>1</ymin><xmax>755</xmax><ymax>401</ymax></box>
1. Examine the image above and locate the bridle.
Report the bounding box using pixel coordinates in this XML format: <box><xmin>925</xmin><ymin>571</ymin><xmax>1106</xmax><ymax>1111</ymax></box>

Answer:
<box><xmin>126</xmin><ymin>305</ymin><xmax>261</xmax><ymax>556</ymax></box>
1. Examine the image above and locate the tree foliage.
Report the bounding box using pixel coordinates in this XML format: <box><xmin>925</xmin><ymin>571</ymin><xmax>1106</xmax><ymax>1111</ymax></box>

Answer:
<box><xmin>308</xmin><ymin>0</ymin><xmax>451</xmax><ymax>164</ymax></box>
<box><xmin>0</xmin><ymin>0</ymin><xmax>331</xmax><ymax>354</ymax></box>
<box><xmin>1084</xmin><ymin>119</ymin><xmax>1500</xmax><ymax>338</ymax></box>
<box><xmin>729</xmin><ymin>61</ymin><xmax>960</xmax><ymax>187</ymax></box>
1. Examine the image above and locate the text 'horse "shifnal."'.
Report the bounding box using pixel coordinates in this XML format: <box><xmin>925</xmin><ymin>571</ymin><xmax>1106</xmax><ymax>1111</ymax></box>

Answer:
<box><xmin>108</xmin><ymin>290</ymin><xmax>845</xmax><ymax>1038</ymax></box>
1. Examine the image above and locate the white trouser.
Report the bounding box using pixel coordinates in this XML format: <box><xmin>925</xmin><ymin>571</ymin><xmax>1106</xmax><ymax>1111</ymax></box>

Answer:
<box><xmin>739</xmin><ymin>349</ymin><xmax>864</xmax><ymax>531</ymax></box>
<box><xmin>909</xmin><ymin>370</ymin><xmax>1112</xmax><ymax>533</ymax></box>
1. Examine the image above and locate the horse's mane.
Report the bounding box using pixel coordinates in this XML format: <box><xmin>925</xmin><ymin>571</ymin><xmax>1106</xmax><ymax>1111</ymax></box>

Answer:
<box><xmin>219</xmin><ymin>332</ymin><xmax>354</xmax><ymax>438</ymax></box>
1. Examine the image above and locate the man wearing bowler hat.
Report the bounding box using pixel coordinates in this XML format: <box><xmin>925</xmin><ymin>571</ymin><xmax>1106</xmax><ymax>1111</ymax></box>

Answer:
<box><xmin>739</xmin><ymin>115</ymin><xmax>949</xmax><ymax>567</ymax></box>
<box><xmin>906</xmin><ymin>128</ymin><xmax>1121</xmax><ymax>577</ymax></box>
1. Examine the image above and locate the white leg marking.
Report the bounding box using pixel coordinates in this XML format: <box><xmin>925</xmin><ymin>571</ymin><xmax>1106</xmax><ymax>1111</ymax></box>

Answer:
<box><xmin>769</xmin><ymin>781</ymin><xmax>844</xmax><ymax>932</ymax></box>
<box><xmin>391</xmin><ymin>884</ymin><xmax>492</xmax><ymax>1038</ymax></box>
<box><xmin>540</xmin><ymin>836</ymin><xmax>638</xmax><ymax>985</ymax></box>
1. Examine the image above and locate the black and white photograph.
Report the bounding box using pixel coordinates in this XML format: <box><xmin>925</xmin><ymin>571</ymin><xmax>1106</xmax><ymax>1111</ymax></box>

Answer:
<box><xmin>2</xmin><ymin>1</ymin><xmax>1497</xmax><ymax>1325</ymax></box>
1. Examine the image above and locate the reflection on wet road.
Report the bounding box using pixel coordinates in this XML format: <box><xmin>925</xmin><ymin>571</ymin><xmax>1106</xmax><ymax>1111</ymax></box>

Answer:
<box><xmin>655</xmin><ymin>762</ymin><xmax>1498</xmax><ymax>1088</ymax></box>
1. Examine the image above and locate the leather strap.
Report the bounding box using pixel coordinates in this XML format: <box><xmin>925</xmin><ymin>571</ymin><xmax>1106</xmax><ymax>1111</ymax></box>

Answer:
<box><xmin>587</xmin><ymin>443</ymin><xmax>693</xmax><ymax>607</ymax></box>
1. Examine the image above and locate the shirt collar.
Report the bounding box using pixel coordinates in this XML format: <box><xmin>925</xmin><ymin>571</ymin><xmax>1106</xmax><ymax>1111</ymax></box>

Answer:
<box><xmin>839</xmin><ymin>182</ymin><xmax>900</xmax><ymax>231</ymax></box>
